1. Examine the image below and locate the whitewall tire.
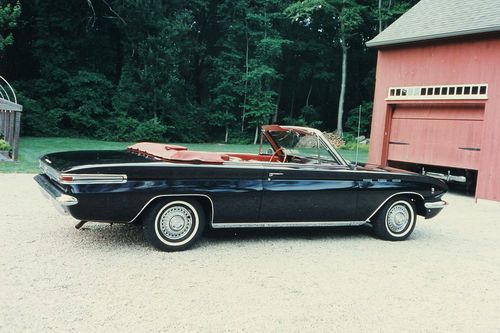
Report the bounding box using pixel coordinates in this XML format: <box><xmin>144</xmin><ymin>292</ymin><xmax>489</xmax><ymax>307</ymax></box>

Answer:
<box><xmin>373</xmin><ymin>198</ymin><xmax>416</xmax><ymax>241</ymax></box>
<box><xmin>143</xmin><ymin>199</ymin><xmax>205</xmax><ymax>251</ymax></box>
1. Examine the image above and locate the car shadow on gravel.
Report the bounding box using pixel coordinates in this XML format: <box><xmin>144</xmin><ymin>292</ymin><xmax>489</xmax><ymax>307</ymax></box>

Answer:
<box><xmin>71</xmin><ymin>223</ymin><xmax>148</xmax><ymax>249</ymax></box>
<box><xmin>203</xmin><ymin>225</ymin><xmax>375</xmax><ymax>244</ymax></box>
<box><xmin>70</xmin><ymin>223</ymin><xmax>375</xmax><ymax>251</ymax></box>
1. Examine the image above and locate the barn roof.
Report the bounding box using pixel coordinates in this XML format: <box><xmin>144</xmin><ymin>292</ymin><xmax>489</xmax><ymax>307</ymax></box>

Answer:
<box><xmin>366</xmin><ymin>0</ymin><xmax>500</xmax><ymax>48</ymax></box>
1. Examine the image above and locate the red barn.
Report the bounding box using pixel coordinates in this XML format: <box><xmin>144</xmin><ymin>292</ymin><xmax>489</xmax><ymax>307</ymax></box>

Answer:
<box><xmin>366</xmin><ymin>0</ymin><xmax>500</xmax><ymax>202</ymax></box>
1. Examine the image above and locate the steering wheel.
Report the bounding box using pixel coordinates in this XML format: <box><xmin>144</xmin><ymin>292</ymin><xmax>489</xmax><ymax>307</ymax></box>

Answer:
<box><xmin>269</xmin><ymin>147</ymin><xmax>287</xmax><ymax>163</ymax></box>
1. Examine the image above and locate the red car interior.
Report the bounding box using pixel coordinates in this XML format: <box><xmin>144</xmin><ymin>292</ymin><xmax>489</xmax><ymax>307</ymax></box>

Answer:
<box><xmin>128</xmin><ymin>142</ymin><xmax>281</xmax><ymax>164</ymax></box>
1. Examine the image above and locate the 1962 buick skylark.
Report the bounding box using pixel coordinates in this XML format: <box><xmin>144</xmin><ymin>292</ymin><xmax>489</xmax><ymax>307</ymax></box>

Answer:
<box><xmin>35</xmin><ymin>125</ymin><xmax>447</xmax><ymax>251</ymax></box>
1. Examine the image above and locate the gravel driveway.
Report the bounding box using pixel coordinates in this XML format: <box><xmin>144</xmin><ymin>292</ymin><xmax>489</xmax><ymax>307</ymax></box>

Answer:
<box><xmin>1</xmin><ymin>174</ymin><xmax>499</xmax><ymax>332</ymax></box>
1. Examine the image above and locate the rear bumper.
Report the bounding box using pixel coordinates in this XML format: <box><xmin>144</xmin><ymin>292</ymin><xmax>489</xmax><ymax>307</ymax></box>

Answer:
<box><xmin>34</xmin><ymin>174</ymin><xmax>78</xmax><ymax>215</ymax></box>
<box><xmin>423</xmin><ymin>200</ymin><xmax>447</xmax><ymax>219</ymax></box>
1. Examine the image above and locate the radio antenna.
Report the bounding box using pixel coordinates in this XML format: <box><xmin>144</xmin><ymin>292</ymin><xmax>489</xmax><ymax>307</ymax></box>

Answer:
<box><xmin>354</xmin><ymin>105</ymin><xmax>362</xmax><ymax>168</ymax></box>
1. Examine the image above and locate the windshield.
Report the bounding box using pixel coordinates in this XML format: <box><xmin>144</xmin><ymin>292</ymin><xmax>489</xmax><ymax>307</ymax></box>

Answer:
<box><xmin>266</xmin><ymin>130</ymin><xmax>339</xmax><ymax>164</ymax></box>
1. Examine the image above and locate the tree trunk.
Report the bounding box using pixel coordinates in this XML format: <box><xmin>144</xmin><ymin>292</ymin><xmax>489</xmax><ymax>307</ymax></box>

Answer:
<box><xmin>289</xmin><ymin>91</ymin><xmax>295</xmax><ymax>118</ymax></box>
<box><xmin>305</xmin><ymin>82</ymin><xmax>313</xmax><ymax>106</ymax></box>
<box><xmin>385</xmin><ymin>0</ymin><xmax>393</xmax><ymax>30</ymax></box>
<box><xmin>241</xmin><ymin>24</ymin><xmax>250</xmax><ymax>132</ymax></box>
<box><xmin>272</xmin><ymin>80</ymin><xmax>283</xmax><ymax>123</ymax></box>
<box><xmin>337</xmin><ymin>40</ymin><xmax>348</xmax><ymax>136</ymax></box>
<box><xmin>225</xmin><ymin>125</ymin><xmax>229</xmax><ymax>143</ymax></box>
<box><xmin>378</xmin><ymin>0</ymin><xmax>383</xmax><ymax>33</ymax></box>
<box><xmin>253</xmin><ymin>125</ymin><xmax>259</xmax><ymax>145</ymax></box>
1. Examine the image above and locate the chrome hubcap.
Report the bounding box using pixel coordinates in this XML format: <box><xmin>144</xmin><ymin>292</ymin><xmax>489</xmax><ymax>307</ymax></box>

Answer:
<box><xmin>387</xmin><ymin>205</ymin><xmax>410</xmax><ymax>233</ymax></box>
<box><xmin>159</xmin><ymin>206</ymin><xmax>193</xmax><ymax>240</ymax></box>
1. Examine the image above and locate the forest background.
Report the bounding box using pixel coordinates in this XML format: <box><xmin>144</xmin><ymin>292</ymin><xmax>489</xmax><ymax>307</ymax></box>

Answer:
<box><xmin>0</xmin><ymin>0</ymin><xmax>417</xmax><ymax>144</ymax></box>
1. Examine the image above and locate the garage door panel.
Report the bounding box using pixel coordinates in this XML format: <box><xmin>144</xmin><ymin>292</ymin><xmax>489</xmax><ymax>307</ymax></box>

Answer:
<box><xmin>392</xmin><ymin>104</ymin><xmax>484</xmax><ymax>121</ymax></box>
<box><xmin>388</xmin><ymin>105</ymin><xmax>483</xmax><ymax>170</ymax></box>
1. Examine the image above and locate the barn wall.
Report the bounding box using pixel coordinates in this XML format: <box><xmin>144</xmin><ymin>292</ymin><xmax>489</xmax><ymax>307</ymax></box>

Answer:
<box><xmin>369</xmin><ymin>36</ymin><xmax>500</xmax><ymax>201</ymax></box>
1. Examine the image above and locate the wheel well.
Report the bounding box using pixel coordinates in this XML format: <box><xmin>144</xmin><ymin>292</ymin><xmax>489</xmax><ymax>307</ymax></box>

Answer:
<box><xmin>370</xmin><ymin>193</ymin><xmax>425</xmax><ymax>221</ymax></box>
<box><xmin>132</xmin><ymin>195</ymin><xmax>214</xmax><ymax>225</ymax></box>
<box><xmin>409</xmin><ymin>194</ymin><xmax>426</xmax><ymax>217</ymax></box>
<box><xmin>393</xmin><ymin>193</ymin><xmax>425</xmax><ymax>216</ymax></box>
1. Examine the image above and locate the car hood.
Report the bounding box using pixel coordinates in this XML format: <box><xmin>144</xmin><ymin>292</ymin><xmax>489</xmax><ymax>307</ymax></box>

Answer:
<box><xmin>351</xmin><ymin>162</ymin><xmax>448</xmax><ymax>190</ymax></box>
<box><xmin>353</xmin><ymin>163</ymin><xmax>417</xmax><ymax>175</ymax></box>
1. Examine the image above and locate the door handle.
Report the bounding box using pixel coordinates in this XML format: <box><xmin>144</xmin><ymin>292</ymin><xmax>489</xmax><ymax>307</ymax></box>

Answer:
<box><xmin>269</xmin><ymin>172</ymin><xmax>284</xmax><ymax>177</ymax></box>
<box><xmin>267</xmin><ymin>172</ymin><xmax>284</xmax><ymax>181</ymax></box>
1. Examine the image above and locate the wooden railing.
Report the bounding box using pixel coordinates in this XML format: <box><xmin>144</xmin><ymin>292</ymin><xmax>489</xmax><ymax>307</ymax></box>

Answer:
<box><xmin>0</xmin><ymin>76</ymin><xmax>22</xmax><ymax>161</ymax></box>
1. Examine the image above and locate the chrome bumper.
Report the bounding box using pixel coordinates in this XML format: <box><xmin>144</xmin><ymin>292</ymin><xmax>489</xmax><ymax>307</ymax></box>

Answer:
<box><xmin>424</xmin><ymin>200</ymin><xmax>447</xmax><ymax>209</ymax></box>
<box><xmin>34</xmin><ymin>174</ymin><xmax>78</xmax><ymax>215</ymax></box>
<box><xmin>424</xmin><ymin>171</ymin><xmax>466</xmax><ymax>183</ymax></box>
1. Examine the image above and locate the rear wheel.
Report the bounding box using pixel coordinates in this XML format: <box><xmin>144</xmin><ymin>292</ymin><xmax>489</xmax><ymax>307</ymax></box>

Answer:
<box><xmin>143</xmin><ymin>199</ymin><xmax>205</xmax><ymax>251</ymax></box>
<box><xmin>373</xmin><ymin>198</ymin><xmax>416</xmax><ymax>241</ymax></box>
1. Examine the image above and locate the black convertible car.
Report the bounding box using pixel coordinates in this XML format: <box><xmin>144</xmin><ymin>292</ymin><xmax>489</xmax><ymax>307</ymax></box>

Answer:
<box><xmin>35</xmin><ymin>125</ymin><xmax>447</xmax><ymax>251</ymax></box>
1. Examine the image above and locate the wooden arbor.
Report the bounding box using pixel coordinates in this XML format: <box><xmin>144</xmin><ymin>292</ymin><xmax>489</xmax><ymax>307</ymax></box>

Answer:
<box><xmin>0</xmin><ymin>76</ymin><xmax>22</xmax><ymax>161</ymax></box>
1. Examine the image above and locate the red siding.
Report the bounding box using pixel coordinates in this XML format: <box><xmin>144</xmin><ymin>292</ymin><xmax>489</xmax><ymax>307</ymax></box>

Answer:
<box><xmin>369</xmin><ymin>36</ymin><xmax>500</xmax><ymax>201</ymax></box>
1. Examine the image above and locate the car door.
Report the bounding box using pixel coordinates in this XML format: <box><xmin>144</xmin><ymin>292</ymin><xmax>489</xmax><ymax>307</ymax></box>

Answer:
<box><xmin>260</xmin><ymin>165</ymin><xmax>359</xmax><ymax>222</ymax></box>
<box><xmin>203</xmin><ymin>164</ymin><xmax>265</xmax><ymax>223</ymax></box>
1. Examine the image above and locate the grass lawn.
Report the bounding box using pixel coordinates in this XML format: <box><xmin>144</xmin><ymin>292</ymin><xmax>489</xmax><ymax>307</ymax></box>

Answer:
<box><xmin>0</xmin><ymin>136</ymin><xmax>368</xmax><ymax>173</ymax></box>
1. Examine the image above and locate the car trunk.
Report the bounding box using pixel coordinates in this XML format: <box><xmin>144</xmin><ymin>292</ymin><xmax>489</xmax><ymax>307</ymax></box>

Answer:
<box><xmin>40</xmin><ymin>150</ymin><xmax>155</xmax><ymax>173</ymax></box>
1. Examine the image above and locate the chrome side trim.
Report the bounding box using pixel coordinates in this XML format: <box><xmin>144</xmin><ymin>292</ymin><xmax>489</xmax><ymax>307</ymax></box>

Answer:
<box><xmin>67</xmin><ymin>161</ymin><xmax>413</xmax><ymax>176</ymax></box>
<box><xmin>40</xmin><ymin>161</ymin><xmax>127</xmax><ymax>185</ymax></box>
<box><xmin>59</xmin><ymin>173</ymin><xmax>127</xmax><ymax>185</ymax></box>
<box><xmin>211</xmin><ymin>221</ymin><xmax>367</xmax><ymax>228</ymax></box>
<box><xmin>365</xmin><ymin>191</ymin><xmax>425</xmax><ymax>222</ymax></box>
<box><xmin>128</xmin><ymin>194</ymin><xmax>214</xmax><ymax>224</ymax></box>
<box><xmin>424</xmin><ymin>201</ymin><xmax>447</xmax><ymax>209</ymax></box>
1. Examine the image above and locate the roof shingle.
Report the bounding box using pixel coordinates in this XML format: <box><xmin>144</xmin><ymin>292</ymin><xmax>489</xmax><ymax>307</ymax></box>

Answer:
<box><xmin>366</xmin><ymin>0</ymin><xmax>500</xmax><ymax>48</ymax></box>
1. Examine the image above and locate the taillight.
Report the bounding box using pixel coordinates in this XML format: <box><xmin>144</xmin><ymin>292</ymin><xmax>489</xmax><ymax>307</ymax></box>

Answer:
<box><xmin>59</xmin><ymin>175</ymin><xmax>74</xmax><ymax>182</ymax></box>
<box><xmin>58</xmin><ymin>173</ymin><xmax>127</xmax><ymax>184</ymax></box>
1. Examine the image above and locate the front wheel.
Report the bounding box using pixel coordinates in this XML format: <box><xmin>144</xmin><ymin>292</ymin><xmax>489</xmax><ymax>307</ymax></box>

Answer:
<box><xmin>143</xmin><ymin>199</ymin><xmax>206</xmax><ymax>251</ymax></box>
<box><xmin>373</xmin><ymin>198</ymin><xmax>416</xmax><ymax>241</ymax></box>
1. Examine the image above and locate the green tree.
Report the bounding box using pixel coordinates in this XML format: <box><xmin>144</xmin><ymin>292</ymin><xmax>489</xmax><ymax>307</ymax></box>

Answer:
<box><xmin>286</xmin><ymin>0</ymin><xmax>365</xmax><ymax>136</ymax></box>
<box><xmin>4</xmin><ymin>0</ymin><xmax>416</xmax><ymax>142</ymax></box>
<box><xmin>209</xmin><ymin>0</ymin><xmax>288</xmax><ymax>143</ymax></box>
<box><xmin>111</xmin><ymin>1</ymin><xmax>210</xmax><ymax>142</ymax></box>
<box><xmin>376</xmin><ymin>0</ymin><xmax>416</xmax><ymax>33</ymax></box>
<box><xmin>208</xmin><ymin>0</ymin><xmax>248</xmax><ymax>142</ymax></box>
<box><xmin>345</xmin><ymin>101</ymin><xmax>372</xmax><ymax>136</ymax></box>
<box><xmin>245</xmin><ymin>0</ymin><xmax>289</xmax><ymax>142</ymax></box>
<box><xmin>0</xmin><ymin>0</ymin><xmax>20</xmax><ymax>54</ymax></box>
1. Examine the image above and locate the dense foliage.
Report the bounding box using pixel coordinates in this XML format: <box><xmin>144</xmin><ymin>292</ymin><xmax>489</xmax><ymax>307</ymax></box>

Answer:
<box><xmin>0</xmin><ymin>0</ymin><xmax>416</xmax><ymax>143</ymax></box>
<box><xmin>0</xmin><ymin>138</ymin><xmax>11</xmax><ymax>150</ymax></box>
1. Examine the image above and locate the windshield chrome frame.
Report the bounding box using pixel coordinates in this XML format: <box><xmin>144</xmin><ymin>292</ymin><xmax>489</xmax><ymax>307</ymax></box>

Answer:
<box><xmin>315</xmin><ymin>133</ymin><xmax>348</xmax><ymax>166</ymax></box>
<box><xmin>260</xmin><ymin>126</ymin><xmax>348</xmax><ymax>166</ymax></box>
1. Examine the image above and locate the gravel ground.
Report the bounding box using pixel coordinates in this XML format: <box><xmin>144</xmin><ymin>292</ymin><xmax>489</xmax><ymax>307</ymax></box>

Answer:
<box><xmin>1</xmin><ymin>173</ymin><xmax>499</xmax><ymax>332</ymax></box>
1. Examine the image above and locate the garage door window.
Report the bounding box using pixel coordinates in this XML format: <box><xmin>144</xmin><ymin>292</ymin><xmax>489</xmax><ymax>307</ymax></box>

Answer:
<box><xmin>387</xmin><ymin>84</ymin><xmax>488</xmax><ymax>100</ymax></box>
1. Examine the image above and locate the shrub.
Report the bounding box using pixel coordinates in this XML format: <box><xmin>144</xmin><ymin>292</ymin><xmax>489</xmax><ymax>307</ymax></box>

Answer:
<box><xmin>345</xmin><ymin>102</ymin><xmax>373</xmax><ymax>137</ymax></box>
<box><xmin>342</xmin><ymin>141</ymin><xmax>369</xmax><ymax>152</ymax></box>
<box><xmin>0</xmin><ymin>139</ymin><xmax>11</xmax><ymax>151</ymax></box>
<box><xmin>97</xmin><ymin>116</ymin><xmax>169</xmax><ymax>142</ymax></box>
<box><xmin>342</xmin><ymin>132</ymin><xmax>369</xmax><ymax>152</ymax></box>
